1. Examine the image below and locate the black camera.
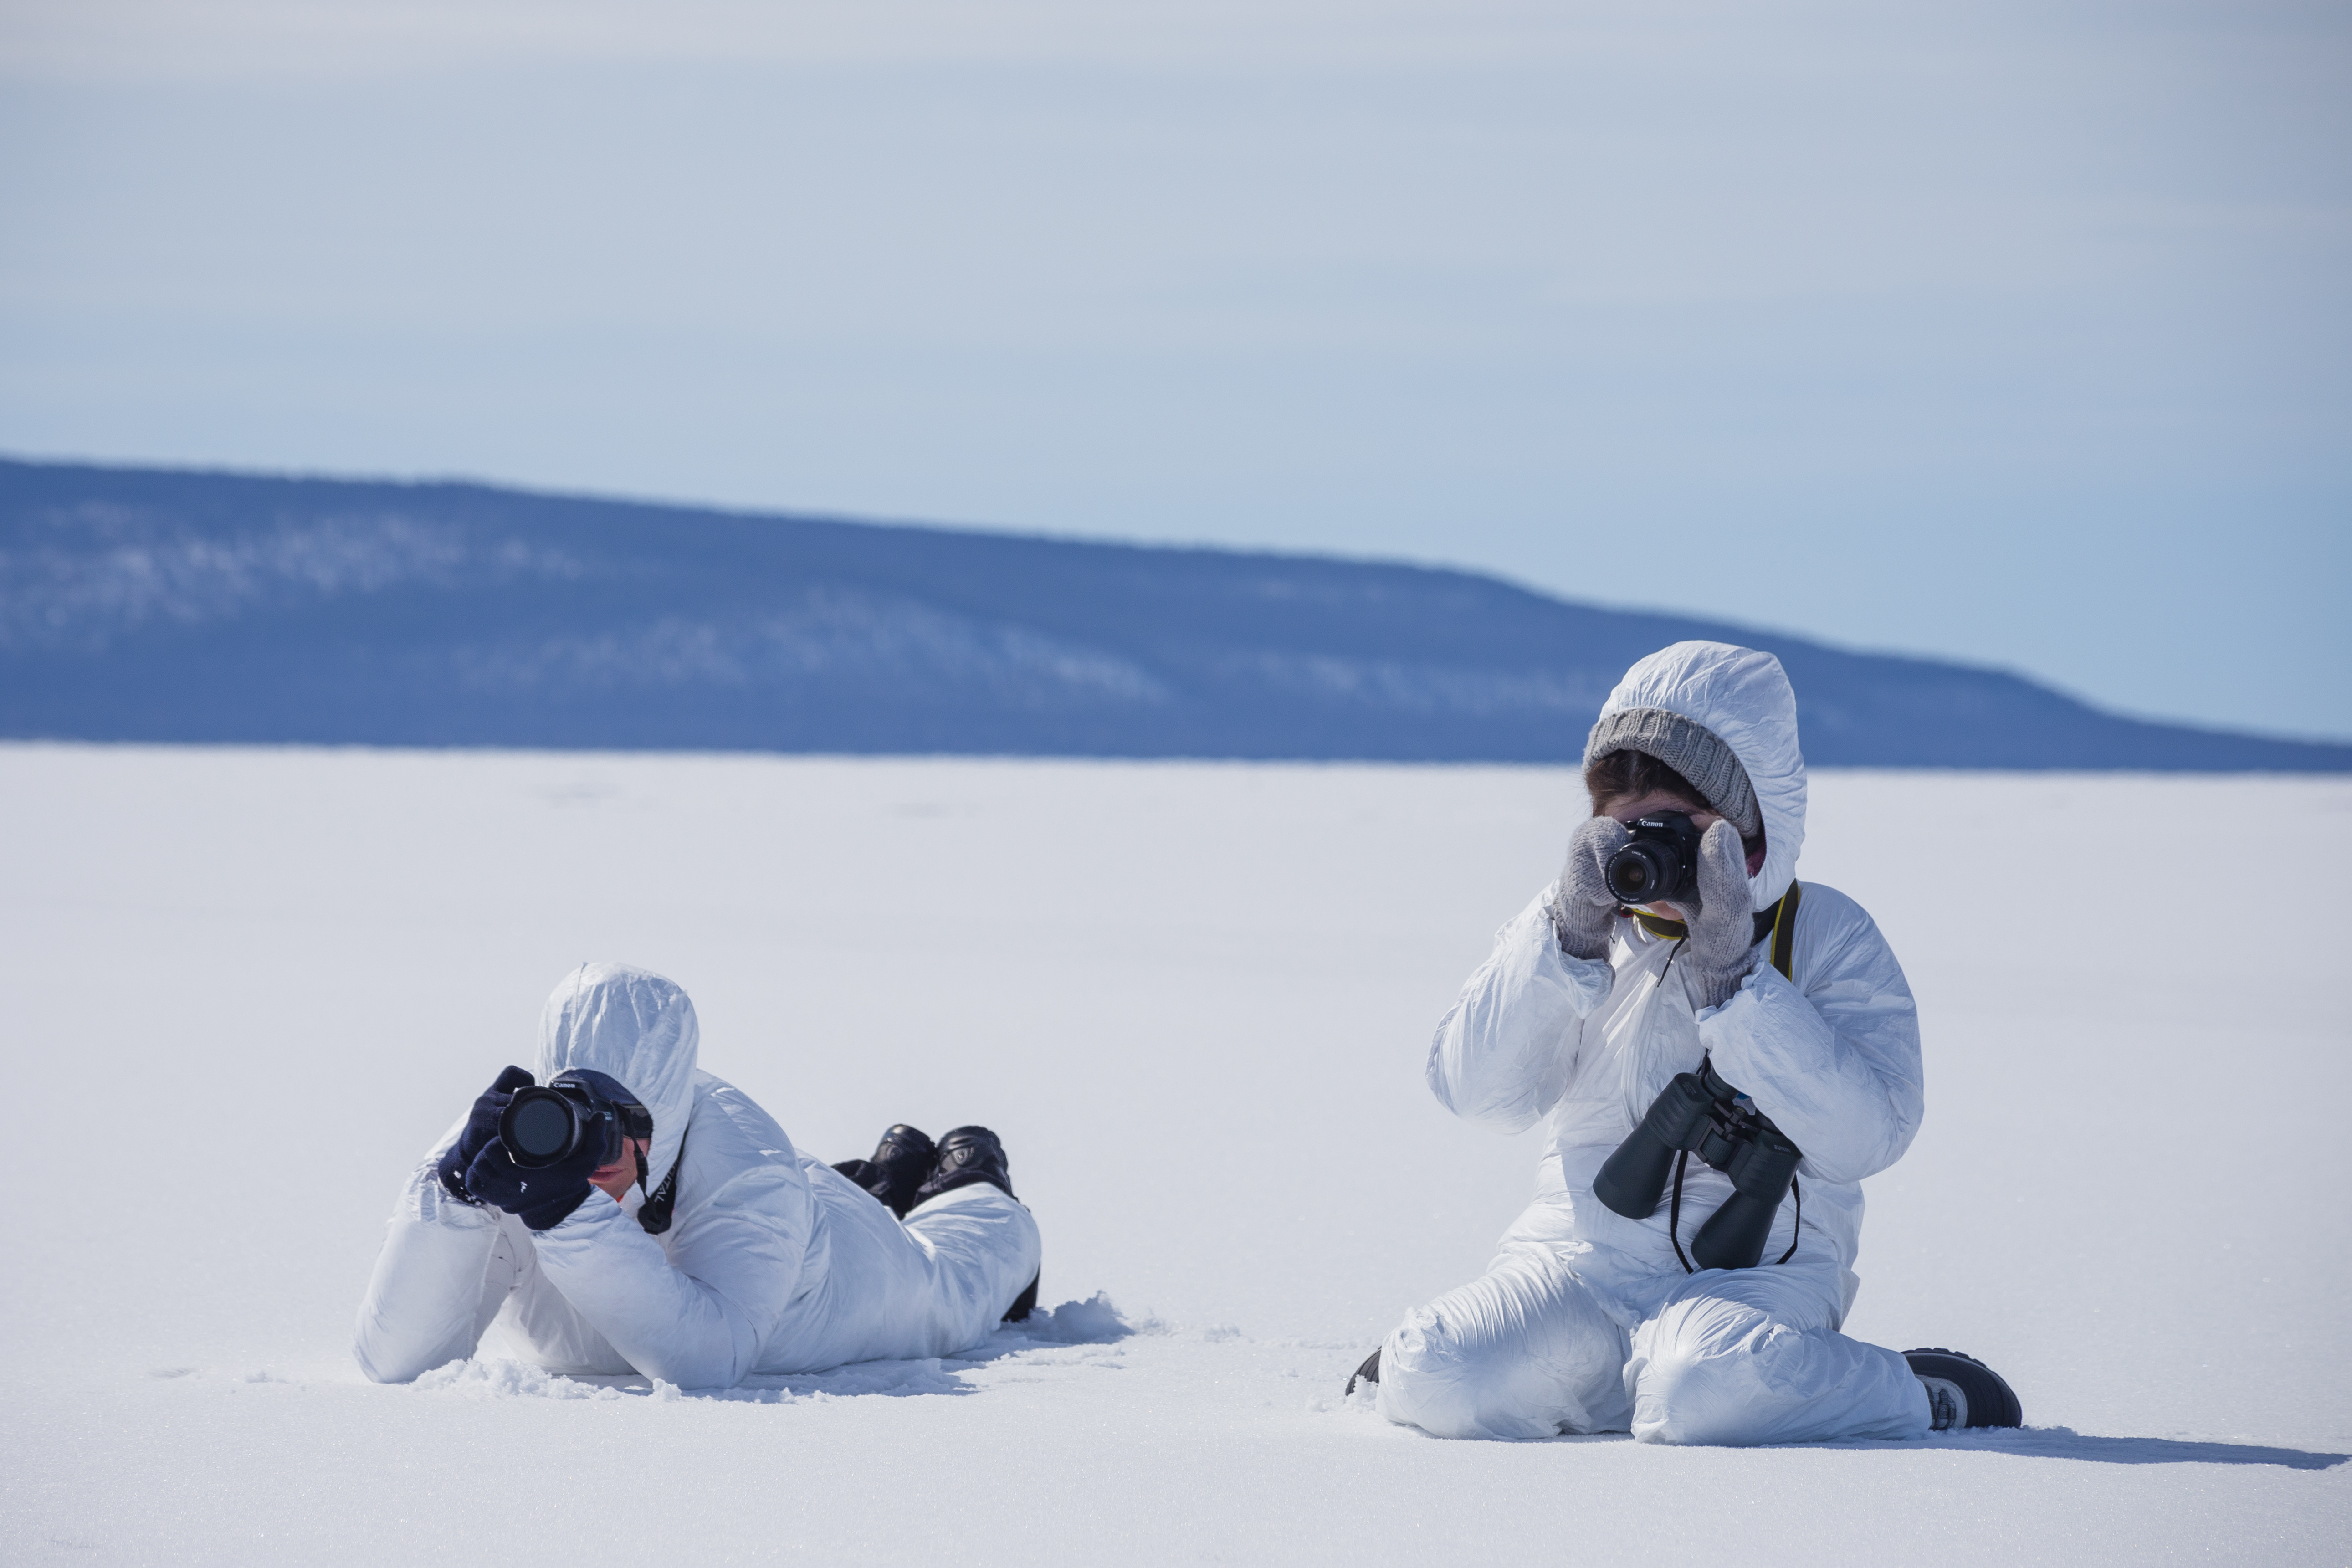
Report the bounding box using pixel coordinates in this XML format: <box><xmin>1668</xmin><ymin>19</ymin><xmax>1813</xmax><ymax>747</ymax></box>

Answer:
<box><xmin>1591</xmin><ymin>1059</ymin><xmax>1802</xmax><ymax>1271</ymax></box>
<box><xmin>498</xmin><ymin>1069</ymin><xmax>653</xmax><ymax>1171</ymax></box>
<box><xmin>1605</xmin><ymin>812</ymin><xmax>1703</xmax><ymax>906</ymax></box>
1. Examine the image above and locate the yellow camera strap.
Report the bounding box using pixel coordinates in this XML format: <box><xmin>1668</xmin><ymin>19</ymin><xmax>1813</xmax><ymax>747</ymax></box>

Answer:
<box><xmin>1630</xmin><ymin>879</ymin><xmax>1803</xmax><ymax>981</ymax></box>
<box><xmin>1769</xmin><ymin>879</ymin><xmax>1802</xmax><ymax>980</ymax></box>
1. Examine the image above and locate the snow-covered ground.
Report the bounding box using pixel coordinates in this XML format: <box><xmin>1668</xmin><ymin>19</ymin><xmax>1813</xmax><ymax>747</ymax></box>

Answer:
<box><xmin>3</xmin><ymin>745</ymin><xmax>2346</xmax><ymax>1564</ymax></box>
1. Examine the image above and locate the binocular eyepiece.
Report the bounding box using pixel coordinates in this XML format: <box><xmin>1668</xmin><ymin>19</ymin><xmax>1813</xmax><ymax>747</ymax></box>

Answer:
<box><xmin>498</xmin><ymin>1069</ymin><xmax>653</xmax><ymax>1171</ymax></box>
<box><xmin>1604</xmin><ymin>812</ymin><xmax>1703</xmax><ymax>907</ymax></box>
<box><xmin>1592</xmin><ymin>1060</ymin><xmax>1802</xmax><ymax>1271</ymax></box>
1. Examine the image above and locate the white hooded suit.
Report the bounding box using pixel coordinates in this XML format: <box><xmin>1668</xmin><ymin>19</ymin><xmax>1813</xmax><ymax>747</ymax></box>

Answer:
<box><xmin>1378</xmin><ymin>642</ymin><xmax>1933</xmax><ymax>1444</ymax></box>
<box><xmin>354</xmin><ymin>965</ymin><xmax>1042</xmax><ymax>1389</ymax></box>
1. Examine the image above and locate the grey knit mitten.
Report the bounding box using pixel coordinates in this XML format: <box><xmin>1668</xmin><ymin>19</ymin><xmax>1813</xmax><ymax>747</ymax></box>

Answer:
<box><xmin>1550</xmin><ymin>815</ymin><xmax>1630</xmax><ymax>961</ymax></box>
<box><xmin>1679</xmin><ymin>820</ymin><xmax>1759</xmax><ymax>1010</ymax></box>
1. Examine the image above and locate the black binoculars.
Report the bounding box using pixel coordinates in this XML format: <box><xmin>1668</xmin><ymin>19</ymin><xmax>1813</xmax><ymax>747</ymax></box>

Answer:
<box><xmin>498</xmin><ymin>1069</ymin><xmax>653</xmax><ymax>1171</ymax></box>
<box><xmin>1592</xmin><ymin>1060</ymin><xmax>1801</xmax><ymax>1271</ymax></box>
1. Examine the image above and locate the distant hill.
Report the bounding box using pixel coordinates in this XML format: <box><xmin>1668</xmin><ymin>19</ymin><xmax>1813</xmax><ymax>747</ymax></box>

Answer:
<box><xmin>2</xmin><ymin>458</ymin><xmax>2343</xmax><ymax>770</ymax></box>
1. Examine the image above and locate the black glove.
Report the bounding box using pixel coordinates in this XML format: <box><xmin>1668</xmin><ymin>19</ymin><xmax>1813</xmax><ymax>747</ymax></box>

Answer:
<box><xmin>436</xmin><ymin>1065</ymin><xmax>537</xmax><ymax>1203</ymax></box>
<box><xmin>463</xmin><ymin>1129</ymin><xmax>605</xmax><ymax>1232</ymax></box>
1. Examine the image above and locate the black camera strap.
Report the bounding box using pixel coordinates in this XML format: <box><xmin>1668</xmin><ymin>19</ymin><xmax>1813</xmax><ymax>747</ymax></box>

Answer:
<box><xmin>637</xmin><ymin>1133</ymin><xmax>686</xmax><ymax>1236</ymax></box>
<box><xmin>1668</xmin><ymin>1149</ymin><xmax>1695</xmax><ymax>1274</ymax></box>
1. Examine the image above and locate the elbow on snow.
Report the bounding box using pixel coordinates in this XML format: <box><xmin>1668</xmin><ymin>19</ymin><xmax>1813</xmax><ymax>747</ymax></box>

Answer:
<box><xmin>352</xmin><ymin>1337</ymin><xmax>441</xmax><ymax>1386</ymax></box>
<box><xmin>628</xmin><ymin>1352</ymin><xmax>744</xmax><ymax>1392</ymax></box>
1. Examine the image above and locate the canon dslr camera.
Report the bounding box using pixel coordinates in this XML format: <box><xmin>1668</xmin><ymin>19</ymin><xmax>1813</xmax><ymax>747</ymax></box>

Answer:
<box><xmin>498</xmin><ymin>1069</ymin><xmax>652</xmax><ymax>1170</ymax></box>
<box><xmin>1605</xmin><ymin>811</ymin><xmax>1703</xmax><ymax>906</ymax></box>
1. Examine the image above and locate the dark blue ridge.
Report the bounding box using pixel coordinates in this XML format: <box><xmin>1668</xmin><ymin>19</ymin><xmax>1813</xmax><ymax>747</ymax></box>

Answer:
<box><xmin>4</xmin><ymin>457</ymin><xmax>2344</xmax><ymax>770</ymax></box>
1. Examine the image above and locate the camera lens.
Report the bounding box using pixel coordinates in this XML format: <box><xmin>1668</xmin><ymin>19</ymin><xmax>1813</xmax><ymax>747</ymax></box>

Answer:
<box><xmin>1606</xmin><ymin>841</ymin><xmax>1668</xmax><ymax>903</ymax></box>
<box><xmin>505</xmin><ymin>1092</ymin><xmax>577</xmax><ymax>1165</ymax></box>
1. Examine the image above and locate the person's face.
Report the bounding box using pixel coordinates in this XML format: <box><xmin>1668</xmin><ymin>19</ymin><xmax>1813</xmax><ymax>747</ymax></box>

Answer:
<box><xmin>590</xmin><ymin>1136</ymin><xmax>650</xmax><ymax>1204</ymax></box>
<box><xmin>1600</xmin><ymin>788</ymin><xmax>1723</xmax><ymax>837</ymax></box>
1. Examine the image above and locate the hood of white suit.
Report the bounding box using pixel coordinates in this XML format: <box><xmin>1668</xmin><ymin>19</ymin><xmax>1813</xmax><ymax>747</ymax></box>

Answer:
<box><xmin>1595</xmin><ymin>641</ymin><xmax>1807</xmax><ymax>912</ymax></box>
<box><xmin>533</xmin><ymin>963</ymin><xmax>699</xmax><ymax>1191</ymax></box>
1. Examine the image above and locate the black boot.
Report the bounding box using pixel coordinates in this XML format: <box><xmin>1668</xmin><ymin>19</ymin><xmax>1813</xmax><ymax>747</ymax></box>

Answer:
<box><xmin>903</xmin><ymin>1128</ymin><xmax>1035</xmax><ymax>1326</ymax></box>
<box><xmin>907</xmin><ymin>1126</ymin><xmax>1034</xmax><ymax>1322</ymax></box>
<box><xmin>832</xmin><ymin>1124</ymin><xmax>937</xmax><ymax>1219</ymax></box>
<box><xmin>1345</xmin><ymin>1348</ymin><xmax>1381</xmax><ymax>1397</ymax></box>
<box><xmin>912</xmin><ymin>1124</ymin><xmax>1017</xmax><ymax>1206</ymax></box>
<box><xmin>1904</xmin><ymin>1348</ymin><xmax>2023</xmax><ymax>1430</ymax></box>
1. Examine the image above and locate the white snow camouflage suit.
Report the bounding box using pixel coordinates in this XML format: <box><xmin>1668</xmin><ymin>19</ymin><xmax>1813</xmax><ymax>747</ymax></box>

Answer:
<box><xmin>1378</xmin><ymin>641</ymin><xmax>1933</xmax><ymax>1444</ymax></box>
<box><xmin>354</xmin><ymin>964</ymin><xmax>1041</xmax><ymax>1389</ymax></box>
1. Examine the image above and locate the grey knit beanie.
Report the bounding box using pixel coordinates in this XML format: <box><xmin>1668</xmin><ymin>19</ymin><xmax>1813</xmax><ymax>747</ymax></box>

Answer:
<box><xmin>1583</xmin><ymin>707</ymin><xmax>1762</xmax><ymax>840</ymax></box>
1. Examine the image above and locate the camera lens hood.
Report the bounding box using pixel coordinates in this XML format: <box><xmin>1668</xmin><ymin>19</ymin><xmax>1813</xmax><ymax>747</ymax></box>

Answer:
<box><xmin>499</xmin><ymin>1085</ymin><xmax>585</xmax><ymax>1169</ymax></box>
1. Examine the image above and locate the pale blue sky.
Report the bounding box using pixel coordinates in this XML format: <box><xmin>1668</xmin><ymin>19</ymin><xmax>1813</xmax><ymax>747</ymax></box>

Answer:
<box><xmin>3</xmin><ymin>1</ymin><xmax>2346</xmax><ymax>738</ymax></box>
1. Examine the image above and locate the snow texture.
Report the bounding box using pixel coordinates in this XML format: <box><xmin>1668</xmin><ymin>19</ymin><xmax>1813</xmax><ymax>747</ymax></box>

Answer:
<box><xmin>2</xmin><ymin>745</ymin><xmax>2347</xmax><ymax>1563</ymax></box>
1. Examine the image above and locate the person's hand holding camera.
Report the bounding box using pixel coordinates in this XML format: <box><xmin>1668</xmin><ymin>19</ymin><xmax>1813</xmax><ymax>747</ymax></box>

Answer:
<box><xmin>436</xmin><ymin>1065</ymin><xmax>536</xmax><ymax>1202</ymax></box>
<box><xmin>1550</xmin><ymin>815</ymin><xmax>1631</xmax><ymax>960</ymax></box>
<box><xmin>462</xmin><ymin>1127</ymin><xmax>607</xmax><ymax>1232</ymax></box>
<box><xmin>1680</xmin><ymin>819</ymin><xmax>1759</xmax><ymax>1009</ymax></box>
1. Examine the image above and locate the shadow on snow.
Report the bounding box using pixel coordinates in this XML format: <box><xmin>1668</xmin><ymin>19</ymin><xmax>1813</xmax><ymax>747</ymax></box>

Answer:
<box><xmin>429</xmin><ymin>1293</ymin><xmax>1138</xmax><ymax>1406</ymax></box>
<box><xmin>1500</xmin><ymin>1427</ymin><xmax>2347</xmax><ymax>1470</ymax></box>
<box><xmin>1920</xmin><ymin>1429</ymin><xmax>2347</xmax><ymax>1471</ymax></box>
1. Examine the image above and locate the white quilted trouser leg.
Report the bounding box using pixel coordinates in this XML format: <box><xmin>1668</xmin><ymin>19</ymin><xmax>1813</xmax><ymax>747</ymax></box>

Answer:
<box><xmin>1376</xmin><ymin>1236</ymin><xmax>1634</xmax><ymax>1441</ymax></box>
<box><xmin>760</xmin><ymin>1173</ymin><xmax>1041</xmax><ymax>1373</ymax></box>
<box><xmin>1625</xmin><ymin>1266</ymin><xmax>1931</xmax><ymax>1445</ymax></box>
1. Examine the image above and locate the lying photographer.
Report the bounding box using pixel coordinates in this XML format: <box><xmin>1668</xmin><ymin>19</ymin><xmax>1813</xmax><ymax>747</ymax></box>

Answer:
<box><xmin>1353</xmin><ymin>640</ymin><xmax>2020</xmax><ymax>1443</ymax></box>
<box><xmin>354</xmin><ymin>963</ymin><xmax>1040</xmax><ymax>1389</ymax></box>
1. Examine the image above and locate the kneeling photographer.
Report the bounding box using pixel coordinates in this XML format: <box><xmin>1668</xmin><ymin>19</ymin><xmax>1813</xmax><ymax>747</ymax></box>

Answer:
<box><xmin>1352</xmin><ymin>641</ymin><xmax>2020</xmax><ymax>1443</ymax></box>
<box><xmin>354</xmin><ymin>963</ymin><xmax>1040</xmax><ymax>1389</ymax></box>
